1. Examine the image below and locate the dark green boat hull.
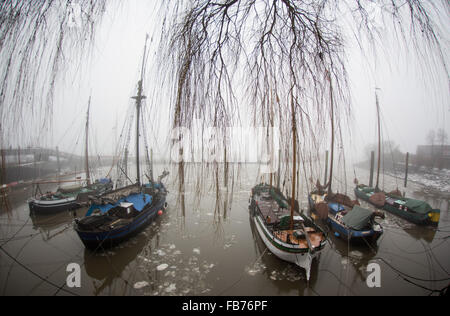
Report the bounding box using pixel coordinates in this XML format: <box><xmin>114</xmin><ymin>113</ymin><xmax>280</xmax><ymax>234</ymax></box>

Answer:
<box><xmin>354</xmin><ymin>186</ymin><xmax>437</xmax><ymax>226</ymax></box>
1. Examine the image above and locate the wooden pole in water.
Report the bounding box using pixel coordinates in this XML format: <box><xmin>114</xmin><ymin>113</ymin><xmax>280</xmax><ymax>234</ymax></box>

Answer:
<box><xmin>17</xmin><ymin>146</ymin><xmax>21</xmax><ymax>180</ymax></box>
<box><xmin>0</xmin><ymin>148</ymin><xmax>5</xmax><ymax>185</ymax></box>
<box><xmin>277</xmin><ymin>149</ymin><xmax>281</xmax><ymax>190</ymax></box>
<box><xmin>404</xmin><ymin>152</ymin><xmax>409</xmax><ymax>188</ymax></box>
<box><xmin>324</xmin><ymin>150</ymin><xmax>329</xmax><ymax>187</ymax></box>
<box><xmin>85</xmin><ymin>100</ymin><xmax>91</xmax><ymax>185</ymax></box>
<box><xmin>369</xmin><ymin>151</ymin><xmax>375</xmax><ymax>188</ymax></box>
<box><xmin>56</xmin><ymin>146</ymin><xmax>61</xmax><ymax>184</ymax></box>
<box><xmin>150</xmin><ymin>148</ymin><xmax>154</xmax><ymax>182</ymax></box>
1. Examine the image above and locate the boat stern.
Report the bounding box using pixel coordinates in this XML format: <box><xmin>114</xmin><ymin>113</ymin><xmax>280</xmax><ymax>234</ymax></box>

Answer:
<box><xmin>429</xmin><ymin>209</ymin><xmax>441</xmax><ymax>226</ymax></box>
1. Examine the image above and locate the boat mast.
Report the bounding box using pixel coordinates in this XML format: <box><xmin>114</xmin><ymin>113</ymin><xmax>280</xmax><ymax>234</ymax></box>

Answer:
<box><xmin>328</xmin><ymin>72</ymin><xmax>334</xmax><ymax>196</ymax></box>
<box><xmin>290</xmin><ymin>93</ymin><xmax>297</xmax><ymax>231</ymax></box>
<box><xmin>85</xmin><ymin>98</ymin><xmax>91</xmax><ymax>185</ymax></box>
<box><xmin>132</xmin><ymin>36</ymin><xmax>149</xmax><ymax>185</ymax></box>
<box><xmin>375</xmin><ymin>89</ymin><xmax>381</xmax><ymax>191</ymax></box>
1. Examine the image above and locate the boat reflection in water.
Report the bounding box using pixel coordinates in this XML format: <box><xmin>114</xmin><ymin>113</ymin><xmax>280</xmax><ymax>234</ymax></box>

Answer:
<box><xmin>30</xmin><ymin>208</ymin><xmax>87</xmax><ymax>241</ymax></box>
<box><xmin>82</xmin><ymin>225</ymin><xmax>157</xmax><ymax>296</ymax></box>
<box><xmin>248</xmin><ymin>211</ymin><xmax>319</xmax><ymax>294</ymax></box>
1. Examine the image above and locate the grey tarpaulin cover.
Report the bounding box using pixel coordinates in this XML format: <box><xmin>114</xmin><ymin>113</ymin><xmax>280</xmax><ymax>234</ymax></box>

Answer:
<box><xmin>342</xmin><ymin>206</ymin><xmax>373</xmax><ymax>230</ymax></box>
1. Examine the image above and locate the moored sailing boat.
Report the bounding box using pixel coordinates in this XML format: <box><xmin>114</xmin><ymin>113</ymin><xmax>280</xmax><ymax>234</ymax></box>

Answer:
<box><xmin>354</xmin><ymin>91</ymin><xmax>440</xmax><ymax>226</ymax></box>
<box><xmin>28</xmin><ymin>102</ymin><xmax>113</xmax><ymax>214</ymax></box>
<box><xmin>250</xmin><ymin>184</ymin><xmax>327</xmax><ymax>281</ymax></box>
<box><xmin>74</xmin><ymin>36</ymin><xmax>169</xmax><ymax>250</ymax></box>
<box><xmin>249</xmin><ymin>91</ymin><xmax>327</xmax><ymax>281</ymax></box>
<box><xmin>309</xmin><ymin>76</ymin><xmax>384</xmax><ymax>243</ymax></box>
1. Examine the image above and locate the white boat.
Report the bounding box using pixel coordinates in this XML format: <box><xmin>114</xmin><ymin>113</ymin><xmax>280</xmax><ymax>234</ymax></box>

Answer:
<box><xmin>250</xmin><ymin>184</ymin><xmax>327</xmax><ymax>281</ymax></box>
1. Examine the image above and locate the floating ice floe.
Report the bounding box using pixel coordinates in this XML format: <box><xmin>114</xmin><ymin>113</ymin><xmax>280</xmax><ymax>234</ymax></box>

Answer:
<box><xmin>134</xmin><ymin>281</ymin><xmax>149</xmax><ymax>290</ymax></box>
<box><xmin>157</xmin><ymin>264</ymin><xmax>169</xmax><ymax>271</ymax></box>
<box><xmin>193</xmin><ymin>248</ymin><xmax>201</xmax><ymax>255</ymax></box>
<box><xmin>156</xmin><ymin>250</ymin><xmax>166</xmax><ymax>256</ymax></box>
<box><xmin>350</xmin><ymin>250</ymin><xmax>363</xmax><ymax>260</ymax></box>
<box><xmin>165</xmin><ymin>283</ymin><xmax>177</xmax><ymax>293</ymax></box>
<box><xmin>138</xmin><ymin>256</ymin><xmax>151</xmax><ymax>263</ymax></box>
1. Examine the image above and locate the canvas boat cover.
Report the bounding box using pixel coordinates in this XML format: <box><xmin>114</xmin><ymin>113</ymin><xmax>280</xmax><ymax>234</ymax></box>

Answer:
<box><xmin>342</xmin><ymin>206</ymin><xmax>374</xmax><ymax>231</ymax></box>
<box><xmin>404</xmin><ymin>198</ymin><xmax>432</xmax><ymax>215</ymax></box>
<box><xmin>86</xmin><ymin>193</ymin><xmax>152</xmax><ymax>216</ymax></box>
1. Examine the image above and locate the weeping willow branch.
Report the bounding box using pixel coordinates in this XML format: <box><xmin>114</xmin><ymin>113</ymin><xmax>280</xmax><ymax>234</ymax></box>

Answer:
<box><xmin>0</xmin><ymin>0</ymin><xmax>106</xmax><ymax>146</ymax></box>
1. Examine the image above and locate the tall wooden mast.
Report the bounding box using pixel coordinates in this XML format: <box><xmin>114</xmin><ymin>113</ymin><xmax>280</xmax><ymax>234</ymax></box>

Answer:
<box><xmin>85</xmin><ymin>98</ymin><xmax>91</xmax><ymax>185</ymax></box>
<box><xmin>328</xmin><ymin>71</ymin><xmax>334</xmax><ymax>196</ymax></box>
<box><xmin>132</xmin><ymin>36</ymin><xmax>149</xmax><ymax>185</ymax></box>
<box><xmin>375</xmin><ymin>89</ymin><xmax>381</xmax><ymax>191</ymax></box>
<box><xmin>290</xmin><ymin>93</ymin><xmax>297</xmax><ymax>231</ymax></box>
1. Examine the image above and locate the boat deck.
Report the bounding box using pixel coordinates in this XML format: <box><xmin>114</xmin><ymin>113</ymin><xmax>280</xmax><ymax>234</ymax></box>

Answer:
<box><xmin>255</xmin><ymin>195</ymin><xmax>291</xmax><ymax>225</ymax></box>
<box><xmin>274</xmin><ymin>229</ymin><xmax>324</xmax><ymax>248</ymax></box>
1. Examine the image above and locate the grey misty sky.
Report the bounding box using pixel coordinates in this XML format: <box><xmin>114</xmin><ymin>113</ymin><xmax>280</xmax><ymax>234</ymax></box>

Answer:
<box><xmin>48</xmin><ymin>0</ymin><xmax>449</xmax><ymax>165</ymax></box>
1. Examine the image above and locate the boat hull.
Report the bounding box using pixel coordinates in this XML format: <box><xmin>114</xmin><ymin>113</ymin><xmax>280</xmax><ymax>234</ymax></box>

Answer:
<box><xmin>28</xmin><ymin>198</ymin><xmax>79</xmax><ymax>215</ymax></box>
<box><xmin>254</xmin><ymin>214</ymin><xmax>319</xmax><ymax>280</ymax></box>
<box><xmin>354</xmin><ymin>186</ymin><xmax>439</xmax><ymax>226</ymax></box>
<box><xmin>75</xmin><ymin>198</ymin><xmax>167</xmax><ymax>251</ymax></box>
<box><xmin>249</xmin><ymin>196</ymin><xmax>325</xmax><ymax>281</ymax></box>
<box><xmin>28</xmin><ymin>182</ymin><xmax>113</xmax><ymax>215</ymax></box>
<box><xmin>308</xmin><ymin>195</ymin><xmax>383</xmax><ymax>244</ymax></box>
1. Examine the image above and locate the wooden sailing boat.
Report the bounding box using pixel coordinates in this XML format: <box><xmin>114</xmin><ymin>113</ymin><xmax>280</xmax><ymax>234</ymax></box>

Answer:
<box><xmin>354</xmin><ymin>91</ymin><xmax>440</xmax><ymax>226</ymax></box>
<box><xmin>28</xmin><ymin>100</ymin><xmax>113</xmax><ymax>214</ymax></box>
<box><xmin>249</xmin><ymin>95</ymin><xmax>327</xmax><ymax>281</ymax></box>
<box><xmin>308</xmin><ymin>77</ymin><xmax>384</xmax><ymax>243</ymax></box>
<box><xmin>74</xmin><ymin>37</ymin><xmax>169</xmax><ymax>250</ymax></box>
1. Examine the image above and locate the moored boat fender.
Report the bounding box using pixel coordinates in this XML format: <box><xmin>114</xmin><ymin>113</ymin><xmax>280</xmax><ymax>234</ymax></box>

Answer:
<box><xmin>158</xmin><ymin>202</ymin><xmax>169</xmax><ymax>216</ymax></box>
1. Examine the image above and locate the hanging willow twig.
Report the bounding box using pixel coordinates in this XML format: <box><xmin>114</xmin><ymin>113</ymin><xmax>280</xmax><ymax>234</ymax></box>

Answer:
<box><xmin>0</xmin><ymin>0</ymin><xmax>106</xmax><ymax>145</ymax></box>
<box><xmin>0</xmin><ymin>1</ymin><xmax>448</xmax><ymax>209</ymax></box>
<box><xmin>158</xmin><ymin>0</ymin><xmax>448</xmax><ymax>200</ymax></box>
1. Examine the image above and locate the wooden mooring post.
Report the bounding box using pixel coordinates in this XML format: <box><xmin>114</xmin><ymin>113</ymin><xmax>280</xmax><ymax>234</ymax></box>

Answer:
<box><xmin>404</xmin><ymin>152</ymin><xmax>409</xmax><ymax>188</ymax></box>
<box><xmin>324</xmin><ymin>150</ymin><xmax>329</xmax><ymax>186</ymax></box>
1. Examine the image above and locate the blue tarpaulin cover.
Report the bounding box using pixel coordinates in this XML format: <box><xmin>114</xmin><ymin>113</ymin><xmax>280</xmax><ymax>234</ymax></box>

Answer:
<box><xmin>86</xmin><ymin>193</ymin><xmax>152</xmax><ymax>216</ymax></box>
<box><xmin>328</xmin><ymin>203</ymin><xmax>345</xmax><ymax>215</ymax></box>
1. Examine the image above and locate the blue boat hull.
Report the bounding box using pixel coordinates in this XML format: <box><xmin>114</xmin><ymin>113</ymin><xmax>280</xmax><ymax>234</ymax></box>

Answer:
<box><xmin>308</xmin><ymin>195</ymin><xmax>382</xmax><ymax>244</ymax></box>
<box><xmin>75</xmin><ymin>198</ymin><xmax>166</xmax><ymax>250</ymax></box>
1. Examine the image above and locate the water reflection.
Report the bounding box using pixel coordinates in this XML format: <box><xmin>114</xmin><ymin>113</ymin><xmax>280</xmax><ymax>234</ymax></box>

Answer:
<box><xmin>83</xmin><ymin>227</ymin><xmax>153</xmax><ymax>296</ymax></box>
<box><xmin>30</xmin><ymin>209</ymin><xmax>84</xmax><ymax>241</ymax></box>
<box><xmin>248</xmin><ymin>212</ymin><xmax>319</xmax><ymax>294</ymax></box>
<box><xmin>0</xmin><ymin>164</ymin><xmax>449</xmax><ymax>296</ymax></box>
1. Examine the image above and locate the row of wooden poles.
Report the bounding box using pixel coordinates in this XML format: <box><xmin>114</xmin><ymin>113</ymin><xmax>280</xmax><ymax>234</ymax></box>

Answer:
<box><xmin>322</xmin><ymin>150</ymin><xmax>411</xmax><ymax>190</ymax></box>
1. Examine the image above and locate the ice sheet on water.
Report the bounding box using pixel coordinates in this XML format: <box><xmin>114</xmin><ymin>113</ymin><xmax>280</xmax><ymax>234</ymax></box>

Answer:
<box><xmin>157</xmin><ymin>264</ymin><xmax>169</xmax><ymax>271</ymax></box>
<box><xmin>349</xmin><ymin>250</ymin><xmax>363</xmax><ymax>260</ymax></box>
<box><xmin>155</xmin><ymin>250</ymin><xmax>166</xmax><ymax>256</ymax></box>
<box><xmin>134</xmin><ymin>281</ymin><xmax>149</xmax><ymax>290</ymax></box>
<box><xmin>165</xmin><ymin>284</ymin><xmax>177</xmax><ymax>293</ymax></box>
<box><xmin>246</xmin><ymin>261</ymin><xmax>266</xmax><ymax>276</ymax></box>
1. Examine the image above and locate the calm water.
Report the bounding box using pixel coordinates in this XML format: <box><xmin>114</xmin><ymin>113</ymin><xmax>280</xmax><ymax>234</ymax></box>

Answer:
<box><xmin>0</xmin><ymin>164</ymin><xmax>449</xmax><ymax>296</ymax></box>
